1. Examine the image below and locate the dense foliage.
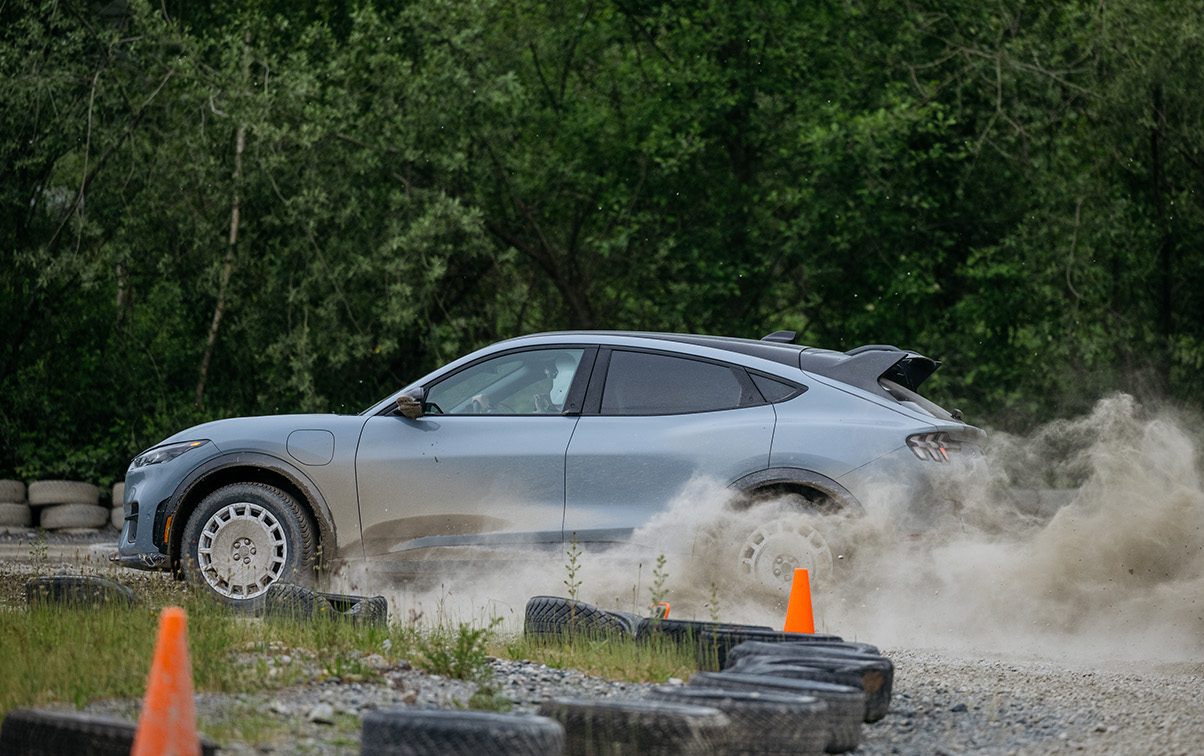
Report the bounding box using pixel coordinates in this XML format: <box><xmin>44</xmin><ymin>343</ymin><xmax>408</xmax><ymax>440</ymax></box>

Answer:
<box><xmin>3</xmin><ymin>0</ymin><xmax>1203</xmax><ymax>482</ymax></box>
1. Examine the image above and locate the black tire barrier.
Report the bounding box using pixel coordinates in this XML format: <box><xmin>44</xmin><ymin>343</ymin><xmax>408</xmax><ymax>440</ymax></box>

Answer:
<box><xmin>647</xmin><ymin>684</ymin><xmax>830</xmax><ymax>756</ymax></box>
<box><xmin>319</xmin><ymin>590</ymin><xmax>389</xmax><ymax>628</ymax></box>
<box><xmin>524</xmin><ymin>596</ymin><xmax>639</xmax><ymax>641</ymax></box>
<box><xmin>263</xmin><ymin>582</ymin><xmax>320</xmax><ymax>621</ymax></box>
<box><xmin>725</xmin><ymin>640</ymin><xmax>882</xmax><ymax>664</ymax></box>
<box><xmin>537</xmin><ymin>697</ymin><xmax>730</xmax><ymax>755</ymax></box>
<box><xmin>687</xmin><ymin>672</ymin><xmax>865</xmax><ymax>753</ymax></box>
<box><xmin>27</xmin><ymin>481</ymin><xmax>100</xmax><ymax>507</ymax></box>
<box><xmin>264</xmin><ymin>583</ymin><xmax>389</xmax><ymax>627</ymax></box>
<box><xmin>0</xmin><ymin>708</ymin><xmax>217</xmax><ymax>756</ymax></box>
<box><xmin>726</xmin><ymin>650</ymin><xmax>894</xmax><ymax>723</ymax></box>
<box><xmin>24</xmin><ymin>575</ymin><xmax>138</xmax><ymax>609</ymax></box>
<box><xmin>694</xmin><ymin>628</ymin><xmax>844</xmax><ymax>671</ymax></box>
<box><xmin>635</xmin><ymin>618</ymin><xmax>774</xmax><ymax>646</ymax></box>
<box><xmin>361</xmin><ymin>708</ymin><xmax>565</xmax><ymax>756</ymax></box>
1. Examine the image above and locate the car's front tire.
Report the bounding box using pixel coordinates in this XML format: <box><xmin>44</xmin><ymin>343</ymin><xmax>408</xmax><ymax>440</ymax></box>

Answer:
<box><xmin>180</xmin><ymin>482</ymin><xmax>317</xmax><ymax>607</ymax></box>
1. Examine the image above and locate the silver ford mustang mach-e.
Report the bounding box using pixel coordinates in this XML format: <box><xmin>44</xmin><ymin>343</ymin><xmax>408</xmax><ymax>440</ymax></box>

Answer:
<box><xmin>115</xmin><ymin>331</ymin><xmax>982</xmax><ymax>605</ymax></box>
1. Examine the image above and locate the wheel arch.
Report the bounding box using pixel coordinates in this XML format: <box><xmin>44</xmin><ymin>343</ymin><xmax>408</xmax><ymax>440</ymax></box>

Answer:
<box><xmin>166</xmin><ymin>452</ymin><xmax>336</xmax><ymax>575</ymax></box>
<box><xmin>729</xmin><ymin>467</ymin><xmax>864</xmax><ymax>515</ymax></box>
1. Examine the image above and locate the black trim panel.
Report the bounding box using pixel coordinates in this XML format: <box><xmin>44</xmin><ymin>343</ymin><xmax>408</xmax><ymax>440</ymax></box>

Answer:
<box><xmin>729</xmin><ymin>467</ymin><xmax>864</xmax><ymax>514</ymax></box>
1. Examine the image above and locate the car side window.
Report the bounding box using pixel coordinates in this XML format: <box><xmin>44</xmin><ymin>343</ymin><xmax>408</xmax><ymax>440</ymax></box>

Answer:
<box><xmin>600</xmin><ymin>350</ymin><xmax>754</xmax><ymax>415</ymax></box>
<box><xmin>750</xmin><ymin>373</ymin><xmax>802</xmax><ymax>403</ymax></box>
<box><xmin>424</xmin><ymin>348</ymin><xmax>585</xmax><ymax>415</ymax></box>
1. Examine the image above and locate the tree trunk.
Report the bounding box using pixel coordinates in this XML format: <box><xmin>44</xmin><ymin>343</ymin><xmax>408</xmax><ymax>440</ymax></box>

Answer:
<box><xmin>1150</xmin><ymin>82</ymin><xmax>1174</xmax><ymax>389</ymax></box>
<box><xmin>195</xmin><ymin>32</ymin><xmax>251</xmax><ymax>409</ymax></box>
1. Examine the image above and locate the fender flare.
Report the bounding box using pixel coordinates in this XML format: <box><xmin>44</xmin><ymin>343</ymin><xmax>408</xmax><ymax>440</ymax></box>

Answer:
<box><xmin>729</xmin><ymin>467</ymin><xmax>864</xmax><ymax>515</ymax></box>
<box><xmin>165</xmin><ymin>451</ymin><xmax>337</xmax><ymax>572</ymax></box>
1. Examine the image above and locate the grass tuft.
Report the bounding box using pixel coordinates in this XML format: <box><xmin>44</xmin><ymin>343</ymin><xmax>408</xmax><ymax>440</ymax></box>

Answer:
<box><xmin>0</xmin><ymin>575</ymin><xmax>418</xmax><ymax>719</ymax></box>
<box><xmin>500</xmin><ymin>632</ymin><xmax>695</xmax><ymax>684</ymax></box>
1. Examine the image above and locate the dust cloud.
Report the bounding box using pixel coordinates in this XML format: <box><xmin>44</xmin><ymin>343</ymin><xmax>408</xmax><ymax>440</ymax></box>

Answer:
<box><xmin>333</xmin><ymin>394</ymin><xmax>1204</xmax><ymax>663</ymax></box>
<box><xmin>829</xmin><ymin>393</ymin><xmax>1204</xmax><ymax>662</ymax></box>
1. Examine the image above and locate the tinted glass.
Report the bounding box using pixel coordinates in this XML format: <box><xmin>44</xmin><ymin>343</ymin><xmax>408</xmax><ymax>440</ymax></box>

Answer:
<box><xmin>601</xmin><ymin>351</ymin><xmax>747</xmax><ymax>415</ymax></box>
<box><xmin>426</xmin><ymin>348</ymin><xmax>584</xmax><ymax>415</ymax></box>
<box><xmin>751</xmin><ymin>373</ymin><xmax>800</xmax><ymax>403</ymax></box>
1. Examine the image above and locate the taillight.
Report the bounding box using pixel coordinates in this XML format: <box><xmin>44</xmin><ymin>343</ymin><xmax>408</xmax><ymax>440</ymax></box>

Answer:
<box><xmin>907</xmin><ymin>432</ymin><xmax>958</xmax><ymax>462</ymax></box>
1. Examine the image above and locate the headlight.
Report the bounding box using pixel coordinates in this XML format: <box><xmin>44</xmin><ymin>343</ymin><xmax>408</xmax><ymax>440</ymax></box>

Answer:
<box><xmin>130</xmin><ymin>440</ymin><xmax>209</xmax><ymax>469</ymax></box>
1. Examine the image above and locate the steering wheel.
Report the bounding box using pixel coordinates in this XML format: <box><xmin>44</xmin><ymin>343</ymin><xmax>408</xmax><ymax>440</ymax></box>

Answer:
<box><xmin>470</xmin><ymin>397</ymin><xmax>516</xmax><ymax>414</ymax></box>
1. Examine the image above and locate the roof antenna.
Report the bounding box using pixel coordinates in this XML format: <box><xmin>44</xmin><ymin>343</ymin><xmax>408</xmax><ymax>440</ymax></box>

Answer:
<box><xmin>761</xmin><ymin>331</ymin><xmax>796</xmax><ymax>343</ymax></box>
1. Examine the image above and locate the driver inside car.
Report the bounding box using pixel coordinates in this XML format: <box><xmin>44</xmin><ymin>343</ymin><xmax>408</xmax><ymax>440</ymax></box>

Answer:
<box><xmin>472</xmin><ymin>355</ymin><xmax>572</xmax><ymax>414</ymax></box>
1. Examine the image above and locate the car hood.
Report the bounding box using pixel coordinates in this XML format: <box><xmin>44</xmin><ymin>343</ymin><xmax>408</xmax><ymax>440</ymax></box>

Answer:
<box><xmin>159</xmin><ymin>414</ymin><xmax>356</xmax><ymax>450</ymax></box>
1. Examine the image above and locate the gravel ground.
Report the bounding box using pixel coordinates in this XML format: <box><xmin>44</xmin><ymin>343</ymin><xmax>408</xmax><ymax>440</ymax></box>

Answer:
<box><xmin>75</xmin><ymin>645</ymin><xmax>1204</xmax><ymax>755</ymax></box>
<box><xmin>2</xmin><ymin>532</ymin><xmax>1202</xmax><ymax>754</ymax></box>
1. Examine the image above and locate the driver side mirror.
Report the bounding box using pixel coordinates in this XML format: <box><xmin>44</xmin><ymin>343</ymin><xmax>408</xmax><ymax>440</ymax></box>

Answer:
<box><xmin>395</xmin><ymin>387</ymin><xmax>425</xmax><ymax>419</ymax></box>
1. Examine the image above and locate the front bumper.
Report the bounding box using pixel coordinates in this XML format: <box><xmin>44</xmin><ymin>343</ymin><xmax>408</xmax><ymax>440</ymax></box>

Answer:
<box><xmin>115</xmin><ymin>443</ymin><xmax>221</xmax><ymax>571</ymax></box>
<box><xmin>109</xmin><ymin>551</ymin><xmax>170</xmax><ymax>570</ymax></box>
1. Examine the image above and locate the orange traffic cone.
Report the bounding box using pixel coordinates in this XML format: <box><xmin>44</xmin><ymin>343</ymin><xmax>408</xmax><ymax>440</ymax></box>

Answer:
<box><xmin>132</xmin><ymin>606</ymin><xmax>201</xmax><ymax>756</ymax></box>
<box><xmin>783</xmin><ymin>568</ymin><xmax>815</xmax><ymax>633</ymax></box>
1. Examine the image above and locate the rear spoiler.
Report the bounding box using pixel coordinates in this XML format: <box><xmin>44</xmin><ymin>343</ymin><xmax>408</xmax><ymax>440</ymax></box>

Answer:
<box><xmin>797</xmin><ymin>344</ymin><xmax>939</xmax><ymax>396</ymax></box>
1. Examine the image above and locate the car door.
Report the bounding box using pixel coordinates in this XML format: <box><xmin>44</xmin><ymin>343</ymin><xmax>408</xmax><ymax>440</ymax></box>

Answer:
<box><xmin>355</xmin><ymin>346</ymin><xmax>593</xmax><ymax>566</ymax></box>
<box><xmin>563</xmin><ymin>348</ymin><xmax>775</xmax><ymax>544</ymax></box>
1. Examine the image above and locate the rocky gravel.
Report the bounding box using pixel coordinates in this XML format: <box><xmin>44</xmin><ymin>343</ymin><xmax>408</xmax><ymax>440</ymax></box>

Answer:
<box><xmin>75</xmin><ymin>643</ymin><xmax>1204</xmax><ymax>754</ymax></box>
<box><xmin>2</xmin><ymin>535</ymin><xmax>1202</xmax><ymax>754</ymax></box>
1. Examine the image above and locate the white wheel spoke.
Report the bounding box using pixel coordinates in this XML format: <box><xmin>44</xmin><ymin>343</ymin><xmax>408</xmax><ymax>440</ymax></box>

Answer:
<box><xmin>194</xmin><ymin>500</ymin><xmax>291</xmax><ymax>600</ymax></box>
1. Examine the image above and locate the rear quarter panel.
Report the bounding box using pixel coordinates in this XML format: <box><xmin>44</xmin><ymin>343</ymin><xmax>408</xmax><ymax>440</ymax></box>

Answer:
<box><xmin>770</xmin><ymin>379</ymin><xmax>933</xmax><ymax>480</ymax></box>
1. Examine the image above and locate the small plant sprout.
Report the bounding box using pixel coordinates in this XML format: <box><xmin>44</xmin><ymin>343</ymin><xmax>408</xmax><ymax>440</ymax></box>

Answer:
<box><xmin>29</xmin><ymin>530</ymin><xmax>48</xmax><ymax>573</ymax></box>
<box><xmin>417</xmin><ymin>617</ymin><xmax>503</xmax><ymax>682</ymax></box>
<box><xmin>563</xmin><ymin>535</ymin><xmax>582</xmax><ymax>601</ymax></box>
<box><xmin>649</xmin><ymin>553</ymin><xmax>669</xmax><ymax>611</ymax></box>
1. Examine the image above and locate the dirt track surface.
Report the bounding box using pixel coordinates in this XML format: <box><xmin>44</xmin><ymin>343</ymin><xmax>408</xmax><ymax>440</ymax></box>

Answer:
<box><xmin>2</xmin><ymin>536</ymin><xmax>1202</xmax><ymax>754</ymax></box>
<box><xmin>861</xmin><ymin>649</ymin><xmax>1204</xmax><ymax>755</ymax></box>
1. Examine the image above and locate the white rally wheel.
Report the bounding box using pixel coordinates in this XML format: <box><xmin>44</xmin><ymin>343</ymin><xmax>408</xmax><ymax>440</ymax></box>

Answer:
<box><xmin>196</xmin><ymin>501</ymin><xmax>289</xmax><ymax>599</ymax></box>
<box><xmin>738</xmin><ymin>517</ymin><xmax>835</xmax><ymax>594</ymax></box>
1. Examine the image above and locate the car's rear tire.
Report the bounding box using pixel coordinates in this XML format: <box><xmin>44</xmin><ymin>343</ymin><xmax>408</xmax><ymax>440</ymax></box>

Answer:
<box><xmin>732</xmin><ymin>491</ymin><xmax>850</xmax><ymax>600</ymax></box>
<box><xmin>180</xmin><ymin>482</ymin><xmax>317</xmax><ymax>608</ymax></box>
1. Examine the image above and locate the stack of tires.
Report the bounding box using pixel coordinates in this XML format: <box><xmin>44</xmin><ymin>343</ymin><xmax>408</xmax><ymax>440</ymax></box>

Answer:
<box><xmin>28</xmin><ymin>481</ymin><xmax>107</xmax><ymax>532</ymax></box>
<box><xmin>513</xmin><ymin>595</ymin><xmax>896</xmax><ymax>755</ymax></box>
<box><xmin>110</xmin><ymin>481</ymin><xmax>125</xmax><ymax>531</ymax></box>
<box><xmin>0</xmin><ymin>480</ymin><xmax>31</xmax><ymax>532</ymax></box>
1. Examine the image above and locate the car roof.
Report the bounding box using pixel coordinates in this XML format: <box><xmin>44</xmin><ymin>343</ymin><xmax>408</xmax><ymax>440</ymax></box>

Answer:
<box><xmin>517</xmin><ymin>330</ymin><xmax>939</xmax><ymax>395</ymax></box>
<box><xmin>521</xmin><ymin>330</ymin><xmax>811</xmax><ymax>368</ymax></box>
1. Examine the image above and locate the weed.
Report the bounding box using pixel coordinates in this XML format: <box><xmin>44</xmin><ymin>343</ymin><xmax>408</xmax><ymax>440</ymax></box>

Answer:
<box><xmin>649</xmin><ymin>553</ymin><xmax>669</xmax><ymax>610</ymax></box>
<box><xmin>500</xmin><ymin>633</ymin><xmax>694</xmax><ymax>684</ymax></box>
<box><xmin>467</xmin><ymin>680</ymin><xmax>512</xmax><ymax>712</ymax></box>
<box><xmin>28</xmin><ymin>531</ymin><xmax>47</xmax><ymax>573</ymax></box>
<box><xmin>416</xmin><ymin>617</ymin><xmax>502</xmax><ymax>682</ymax></box>
<box><xmin>563</xmin><ymin>535</ymin><xmax>582</xmax><ymax>601</ymax></box>
<box><xmin>0</xmin><ymin>577</ymin><xmax>420</xmax><ymax>719</ymax></box>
